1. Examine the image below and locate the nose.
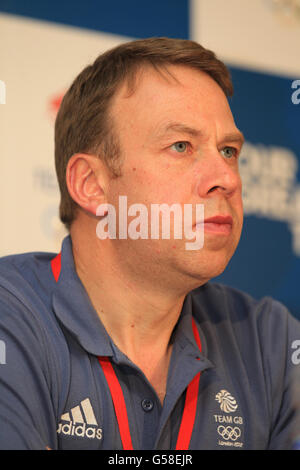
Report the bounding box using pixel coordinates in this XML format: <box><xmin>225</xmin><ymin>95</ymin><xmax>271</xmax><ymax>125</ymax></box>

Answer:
<box><xmin>195</xmin><ymin>150</ymin><xmax>241</xmax><ymax>199</ymax></box>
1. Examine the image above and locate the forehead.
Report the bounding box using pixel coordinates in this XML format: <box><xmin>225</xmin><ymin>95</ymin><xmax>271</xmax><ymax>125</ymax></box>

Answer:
<box><xmin>110</xmin><ymin>64</ymin><xmax>236</xmax><ymax>139</ymax></box>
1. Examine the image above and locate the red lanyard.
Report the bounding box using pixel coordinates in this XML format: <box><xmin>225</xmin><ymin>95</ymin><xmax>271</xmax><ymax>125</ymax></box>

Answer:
<box><xmin>99</xmin><ymin>319</ymin><xmax>202</xmax><ymax>450</ymax></box>
<box><xmin>51</xmin><ymin>253</ymin><xmax>202</xmax><ymax>450</ymax></box>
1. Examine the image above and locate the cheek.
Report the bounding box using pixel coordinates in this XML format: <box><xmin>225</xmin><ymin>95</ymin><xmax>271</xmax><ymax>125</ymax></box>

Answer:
<box><xmin>129</xmin><ymin>168</ymin><xmax>186</xmax><ymax>205</ymax></box>
<box><xmin>233</xmin><ymin>175</ymin><xmax>243</xmax><ymax>208</ymax></box>
<box><xmin>233</xmin><ymin>203</ymin><xmax>244</xmax><ymax>244</ymax></box>
<box><xmin>234</xmin><ymin>198</ymin><xmax>244</xmax><ymax>231</ymax></box>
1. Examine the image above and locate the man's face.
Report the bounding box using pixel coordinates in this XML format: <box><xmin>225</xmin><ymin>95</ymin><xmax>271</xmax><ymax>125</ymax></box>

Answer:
<box><xmin>104</xmin><ymin>64</ymin><xmax>244</xmax><ymax>288</ymax></box>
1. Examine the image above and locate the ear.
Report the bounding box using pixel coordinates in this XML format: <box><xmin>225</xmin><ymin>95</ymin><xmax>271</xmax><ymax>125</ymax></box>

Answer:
<box><xmin>66</xmin><ymin>153</ymin><xmax>109</xmax><ymax>216</ymax></box>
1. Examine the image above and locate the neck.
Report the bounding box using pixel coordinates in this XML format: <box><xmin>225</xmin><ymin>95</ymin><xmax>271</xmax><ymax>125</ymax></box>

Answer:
<box><xmin>71</xmin><ymin>226</ymin><xmax>186</xmax><ymax>366</ymax></box>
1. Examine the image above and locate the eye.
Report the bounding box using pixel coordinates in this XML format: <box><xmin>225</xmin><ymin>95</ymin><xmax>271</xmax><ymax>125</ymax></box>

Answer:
<box><xmin>221</xmin><ymin>146</ymin><xmax>238</xmax><ymax>159</ymax></box>
<box><xmin>170</xmin><ymin>141</ymin><xmax>189</xmax><ymax>153</ymax></box>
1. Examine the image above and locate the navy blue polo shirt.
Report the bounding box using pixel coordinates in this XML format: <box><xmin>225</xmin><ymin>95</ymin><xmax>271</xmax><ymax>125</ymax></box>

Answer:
<box><xmin>0</xmin><ymin>235</ymin><xmax>299</xmax><ymax>450</ymax></box>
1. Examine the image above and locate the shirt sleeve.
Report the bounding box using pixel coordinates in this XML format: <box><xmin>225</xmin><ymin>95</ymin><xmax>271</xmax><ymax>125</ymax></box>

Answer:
<box><xmin>0</xmin><ymin>286</ymin><xmax>58</xmax><ymax>449</ymax></box>
<box><xmin>258</xmin><ymin>299</ymin><xmax>300</xmax><ymax>450</ymax></box>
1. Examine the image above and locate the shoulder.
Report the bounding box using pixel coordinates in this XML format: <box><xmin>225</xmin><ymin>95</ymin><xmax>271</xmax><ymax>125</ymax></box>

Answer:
<box><xmin>0</xmin><ymin>250</ymin><xmax>55</xmax><ymax>285</ymax></box>
<box><xmin>190</xmin><ymin>281</ymin><xmax>300</xmax><ymax>368</ymax></box>
<box><xmin>0</xmin><ymin>249</ymin><xmax>71</xmax><ymax>401</ymax></box>
<box><xmin>190</xmin><ymin>281</ymin><xmax>296</xmax><ymax>326</ymax></box>
<box><xmin>0</xmin><ymin>249</ymin><xmax>67</xmax><ymax>368</ymax></box>
<box><xmin>0</xmin><ymin>250</ymin><xmax>57</xmax><ymax>313</ymax></box>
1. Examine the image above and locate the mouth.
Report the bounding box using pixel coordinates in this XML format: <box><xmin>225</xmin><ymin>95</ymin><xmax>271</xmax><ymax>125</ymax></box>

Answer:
<box><xmin>194</xmin><ymin>215</ymin><xmax>233</xmax><ymax>235</ymax></box>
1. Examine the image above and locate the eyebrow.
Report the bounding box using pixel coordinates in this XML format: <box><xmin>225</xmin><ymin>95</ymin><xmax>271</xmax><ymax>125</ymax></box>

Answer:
<box><xmin>154</xmin><ymin>121</ymin><xmax>245</xmax><ymax>146</ymax></box>
<box><xmin>155</xmin><ymin>122</ymin><xmax>203</xmax><ymax>138</ymax></box>
<box><xmin>219</xmin><ymin>131</ymin><xmax>245</xmax><ymax>147</ymax></box>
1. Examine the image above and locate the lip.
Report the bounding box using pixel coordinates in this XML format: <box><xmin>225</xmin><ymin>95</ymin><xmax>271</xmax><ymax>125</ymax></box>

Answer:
<box><xmin>203</xmin><ymin>215</ymin><xmax>233</xmax><ymax>225</ymax></box>
<box><xmin>194</xmin><ymin>215</ymin><xmax>233</xmax><ymax>234</ymax></box>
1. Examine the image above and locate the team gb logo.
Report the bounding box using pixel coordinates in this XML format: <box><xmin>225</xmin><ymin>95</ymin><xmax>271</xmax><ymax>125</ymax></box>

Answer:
<box><xmin>215</xmin><ymin>390</ymin><xmax>238</xmax><ymax>413</ymax></box>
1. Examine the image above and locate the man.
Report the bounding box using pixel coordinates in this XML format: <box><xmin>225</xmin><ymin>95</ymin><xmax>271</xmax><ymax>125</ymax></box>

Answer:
<box><xmin>0</xmin><ymin>37</ymin><xmax>299</xmax><ymax>450</ymax></box>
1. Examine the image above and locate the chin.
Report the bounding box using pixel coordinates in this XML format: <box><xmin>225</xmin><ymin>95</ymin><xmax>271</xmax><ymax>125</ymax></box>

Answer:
<box><xmin>171</xmin><ymin>258</ymin><xmax>228</xmax><ymax>289</ymax></box>
<box><xmin>181</xmin><ymin>249</ymin><xmax>234</xmax><ymax>285</ymax></box>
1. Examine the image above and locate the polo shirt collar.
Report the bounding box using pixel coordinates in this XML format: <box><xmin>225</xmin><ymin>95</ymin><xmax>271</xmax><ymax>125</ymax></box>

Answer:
<box><xmin>51</xmin><ymin>235</ymin><xmax>213</xmax><ymax>369</ymax></box>
<box><xmin>51</xmin><ymin>236</ymin><xmax>113</xmax><ymax>357</ymax></box>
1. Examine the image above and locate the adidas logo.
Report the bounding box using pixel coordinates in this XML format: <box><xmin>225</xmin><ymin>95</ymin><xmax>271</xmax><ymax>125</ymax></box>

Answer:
<box><xmin>57</xmin><ymin>398</ymin><xmax>103</xmax><ymax>440</ymax></box>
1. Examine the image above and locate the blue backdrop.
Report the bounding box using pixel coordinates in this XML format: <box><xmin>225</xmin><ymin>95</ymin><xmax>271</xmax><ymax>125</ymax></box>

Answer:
<box><xmin>217</xmin><ymin>67</ymin><xmax>300</xmax><ymax>320</ymax></box>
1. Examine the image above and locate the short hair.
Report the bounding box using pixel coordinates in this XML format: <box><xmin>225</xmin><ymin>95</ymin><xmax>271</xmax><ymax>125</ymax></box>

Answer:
<box><xmin>54</xmin><ymin>37</ymin><xmax>233</xmax><ymax>229</ymax></box>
